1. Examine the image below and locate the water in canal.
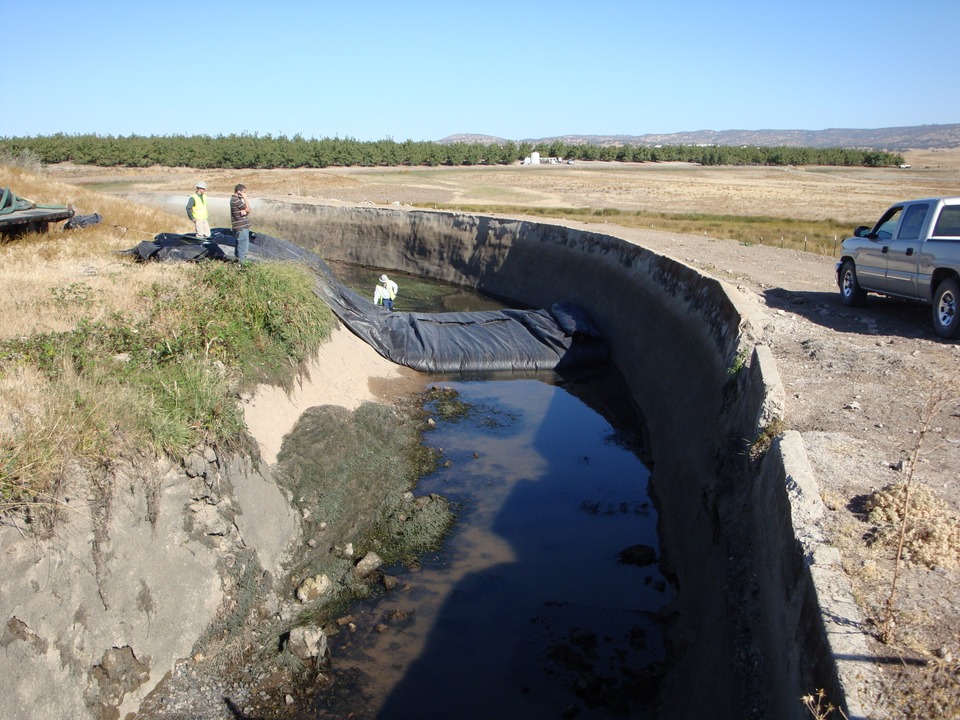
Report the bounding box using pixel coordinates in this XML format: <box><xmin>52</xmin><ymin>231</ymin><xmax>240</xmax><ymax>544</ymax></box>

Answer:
<box><xmin>306</xmin><ymin>268</ymin><xmax>672</xmax><ymax>719</ymax></box>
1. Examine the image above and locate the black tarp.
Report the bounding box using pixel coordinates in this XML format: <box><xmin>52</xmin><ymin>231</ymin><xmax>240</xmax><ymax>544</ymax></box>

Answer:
<box><xmin>124</xmin><ymin>229</ymin><xmax>609</xmax><ymax>373</ymax></box>
<box><xmin>123</xmin><ymin>228</ymin><xmax>239</xmax><ymax>262</ymax></box>
<box><xmin>63</xmin><ymin>213</ymin><xmax>102</xmax><ymax>230</ymax></box>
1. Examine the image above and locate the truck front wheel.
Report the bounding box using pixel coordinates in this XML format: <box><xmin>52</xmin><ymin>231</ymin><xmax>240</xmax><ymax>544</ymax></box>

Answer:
<box><xmin>933</xmin><ymin>277</ymin><xmax>960</xmax><ymax>340</ymax></box>
<box><xmin>839</xmin><ymin>260</ymin><xmax>866</xmax><ymax>307</ymax></box>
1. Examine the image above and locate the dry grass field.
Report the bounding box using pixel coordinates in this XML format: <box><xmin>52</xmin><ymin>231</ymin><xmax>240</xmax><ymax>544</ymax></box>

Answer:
<box><xmin>43</xmin><ymin>147</ymin><xmax>960</xmax><ymax>224</ymax></box>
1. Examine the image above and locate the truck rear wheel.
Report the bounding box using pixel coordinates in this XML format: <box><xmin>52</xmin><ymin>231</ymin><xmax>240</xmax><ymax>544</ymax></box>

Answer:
<box><xmin>933</xmin><ymin>277</ymin><xmax>960</xmax><ymax>340</ymax></box>
<box><xmin>839</xmin><ymin>260</ymin><xmax>866</xmax><ymax>307</ymax></box>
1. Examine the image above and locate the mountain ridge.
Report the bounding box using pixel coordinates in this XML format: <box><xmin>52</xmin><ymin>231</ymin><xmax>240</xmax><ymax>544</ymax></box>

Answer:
<box><xmin>439</xmin><ymin>124</ymin><xmax>960</xmax><ymax>150</ymax></box>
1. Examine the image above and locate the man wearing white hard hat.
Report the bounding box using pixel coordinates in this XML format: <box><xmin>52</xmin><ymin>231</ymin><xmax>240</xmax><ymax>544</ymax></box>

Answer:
<box><xmin>185</xmin><ymin>181</ymin><xmax>210</xmax><ymax>238</ymax></box>
<box><xmin>374</xmin><ymin>273</ymin><xmax>399</xmax><ymax>311</ymax></box>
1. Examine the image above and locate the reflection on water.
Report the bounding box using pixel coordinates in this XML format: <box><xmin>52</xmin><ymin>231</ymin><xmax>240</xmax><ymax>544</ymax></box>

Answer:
<box><xmin>311</xmin><ymin>375</ymin><xmax>670</xmax><ymax>719</ymax></box>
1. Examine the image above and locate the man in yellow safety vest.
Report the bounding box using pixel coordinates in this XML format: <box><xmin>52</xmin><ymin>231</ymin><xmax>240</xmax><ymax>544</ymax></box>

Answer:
<box><xmin>186</xmin><ymin>181</ymin><xmax>210</xmax><ymax>238</ymax></box>
<box><xmin>374</xmin><ymin>273</ymin><xmax>399</xmax><ymax>311</ymax></box>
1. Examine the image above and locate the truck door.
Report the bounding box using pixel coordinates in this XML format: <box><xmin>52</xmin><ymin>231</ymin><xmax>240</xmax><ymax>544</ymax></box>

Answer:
<box><xmin>858</xmin><ymin>206</ymin><xmax>903</xmax><ymax>291</ymax></box>
<box><xmin>885</xmin><ymin>202</ymin><xmax>929</xmax><ymax>297</ymax></box>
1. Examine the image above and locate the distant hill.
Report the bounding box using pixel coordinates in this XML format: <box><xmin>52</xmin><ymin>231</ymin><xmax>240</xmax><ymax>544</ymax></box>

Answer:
<box><xmin>439</xmin><ymin>124</ymin><xmax>960</xmax><ymax>151</ymax></box>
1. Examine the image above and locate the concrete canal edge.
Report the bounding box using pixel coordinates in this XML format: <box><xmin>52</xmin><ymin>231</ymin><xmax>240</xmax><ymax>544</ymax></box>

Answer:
<box><xmin>260</xmin><ymin>201</ymin><xmax>878</xmax><ymax>719</ymax></box>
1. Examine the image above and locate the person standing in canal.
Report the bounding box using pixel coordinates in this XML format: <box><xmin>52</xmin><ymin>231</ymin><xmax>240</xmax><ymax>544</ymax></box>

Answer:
<box><xmin>374</xmin><ymin>273</ymin><xmax>399</xmax><ymax>310</ymax></box>
<box><xmin>230</xmin><ymin>183</ymin><xmax>252</xmax><ymax>263</ymax></box>
<box><xmin>186</xmin><ymin>181</ymin><xmax>210</xmax><ymax>238</ymax></box>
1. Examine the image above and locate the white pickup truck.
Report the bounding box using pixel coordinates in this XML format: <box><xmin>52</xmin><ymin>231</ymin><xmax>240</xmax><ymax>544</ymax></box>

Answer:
<box><xmin>837</xmin><ymin>196</ymin><xmax>960</xmax><ymax>339</ymax></box>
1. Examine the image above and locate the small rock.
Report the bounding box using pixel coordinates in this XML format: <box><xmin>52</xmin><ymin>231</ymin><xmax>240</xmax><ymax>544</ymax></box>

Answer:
<box><xmin>183</xmin><ymin>451</ymin><xmax>207</xmax><ymax>478</ymax></box>
<box><xmin>288</xmin><ymin>626</ymin><xmax>328</xmax><ymax>660</ymax></box>
<box><xmin>355</xmin><ymin>551</ymin><xmax>383</xmax><ymax>579</ymax></box>
<box><xmin>890</xmin><ymin>459</ymin><xmax>909</xmax><ymax>473</ymax></box>
<box><xmin>296</xmin><ymin>574</ymin><xmax>332</xmax><ymax>603</ymax></box>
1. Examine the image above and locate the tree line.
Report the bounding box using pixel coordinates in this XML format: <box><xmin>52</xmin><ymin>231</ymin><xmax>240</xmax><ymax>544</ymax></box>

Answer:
<box><xmin>0</xmin><ymin>133</ymin><xmax>904</xmax><ymax>169</ymax></box>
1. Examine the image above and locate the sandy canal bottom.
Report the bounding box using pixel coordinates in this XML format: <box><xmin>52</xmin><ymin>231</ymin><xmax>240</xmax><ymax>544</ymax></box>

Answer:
<box><xmin>300</xmin><ymin>373</ymin><xmax>672</xmax><ymax>719</ymax></box>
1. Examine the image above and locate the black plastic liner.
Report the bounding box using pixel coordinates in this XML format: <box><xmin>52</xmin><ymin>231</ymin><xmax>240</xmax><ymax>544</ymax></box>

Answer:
<box><xmin>63</xmin><ymin>213</ymin><xmax>103</xmax><ymax>230</ymax></box>
<box><xmin>124</xmin><ymin>229</ymin><xmax>609</xmax><ymax>373</ymax></box>
<box><xmin>124</xmin><ymin>229</ymin><xmax>238</xmax><ymax>262</ymax></box>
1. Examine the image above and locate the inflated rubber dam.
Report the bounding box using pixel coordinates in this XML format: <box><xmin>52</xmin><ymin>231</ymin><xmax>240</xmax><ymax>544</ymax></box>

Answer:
<box><xmin>251</xmin><ymin>201</ymin><xmax>871</xmax><ymax>720</ymax></box>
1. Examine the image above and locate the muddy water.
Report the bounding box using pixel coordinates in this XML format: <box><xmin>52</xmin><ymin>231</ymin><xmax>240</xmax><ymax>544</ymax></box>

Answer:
<box><xmin>299</xmin><ymin>267</ymin><xmax>671</xmax><ymax>719</ymax></box>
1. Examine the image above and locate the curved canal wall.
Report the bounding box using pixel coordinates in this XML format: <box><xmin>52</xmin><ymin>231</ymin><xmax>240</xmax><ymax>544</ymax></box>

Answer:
<box><xmin>258</xmin><ymin>201</ymin><xmax>873</xmax><ymax>719</ymax></box>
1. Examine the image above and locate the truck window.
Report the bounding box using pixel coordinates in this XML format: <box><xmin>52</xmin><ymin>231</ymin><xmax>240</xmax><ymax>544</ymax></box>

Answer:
<box><xmin>897</xmin><ymin>204</ymin><xmax>929</xmax><ymax>240</ymax></box>
<box><xmin>932</xmin><ymin>206</ymin><xmax>960</xmax><ymax>238</ymax></box>
<box><xmin>875</xmin><ymin>207</ymin><xmax>902</xmax><ymax>240</ymax></box>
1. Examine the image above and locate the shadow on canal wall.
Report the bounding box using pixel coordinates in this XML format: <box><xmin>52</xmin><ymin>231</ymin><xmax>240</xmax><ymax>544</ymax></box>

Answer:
<box><xmin>258</xmin><ymin>201</ymin><xmax>874</xmax><ymax>720</ymax></box>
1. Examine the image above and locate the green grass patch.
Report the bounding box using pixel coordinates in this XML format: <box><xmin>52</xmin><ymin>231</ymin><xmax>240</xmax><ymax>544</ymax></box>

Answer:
<box><xmin>0</xmin><ymin>260</ymin><xmax>334</xmax><ymax>514</ymax></box>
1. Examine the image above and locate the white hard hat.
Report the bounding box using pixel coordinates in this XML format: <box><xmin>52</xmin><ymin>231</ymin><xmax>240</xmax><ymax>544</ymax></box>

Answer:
<box><xmin>379</xmin><ymin>274</ymin><xmax>389</xmax><ymax>283</ymax></box>
<box><xmin>196</xmin><ymin>181</ymin><xmax>207</xmax><ymax>190</ymax></box>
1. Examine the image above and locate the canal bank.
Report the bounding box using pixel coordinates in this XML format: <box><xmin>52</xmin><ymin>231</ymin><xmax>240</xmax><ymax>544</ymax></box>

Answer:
<box><xmin>256</xmin><ymin>201</ymin><xmax>875</xmax><ymax>719</ymax></box>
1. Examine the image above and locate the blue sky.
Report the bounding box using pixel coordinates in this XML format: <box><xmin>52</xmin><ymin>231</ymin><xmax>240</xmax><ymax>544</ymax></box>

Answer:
<box><xmin>3</xmin><ymin>0</ymin><xmax>957</xmax><ymax>141</ymax></box>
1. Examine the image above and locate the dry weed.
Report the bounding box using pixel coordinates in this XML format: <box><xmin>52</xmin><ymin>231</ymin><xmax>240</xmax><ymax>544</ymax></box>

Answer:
<box><xmin>865</xmin><ymin>481</ymin><xmax>960</xmax><ymax>570</ymax></box>
<box><xmin>0</xmin><ymin>165</ymin><xmax>195</xmax><ymax>339</ymax></box>
<box><xmin>0</xmin><ymin>361</ymin><xmax>138</xmax><ymax>516</ymax></box>
<box><xmin>801</xmin><ymin>688</ymin><xmax>848</xmax><ymax>719</ymax></box>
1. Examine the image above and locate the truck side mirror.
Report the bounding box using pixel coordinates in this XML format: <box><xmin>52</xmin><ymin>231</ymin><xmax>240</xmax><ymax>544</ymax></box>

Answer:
<box><xmin>854</xmin><ymin>225</ymin><xmax>871</xmax><ymax>238</ymax></box>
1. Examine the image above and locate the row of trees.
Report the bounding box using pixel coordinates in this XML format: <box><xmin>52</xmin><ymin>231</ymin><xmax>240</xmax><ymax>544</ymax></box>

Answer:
<box><xmin>0</xmin><ymin>133</ymin><xmax>904</xmax><ymax>169</ymax></box>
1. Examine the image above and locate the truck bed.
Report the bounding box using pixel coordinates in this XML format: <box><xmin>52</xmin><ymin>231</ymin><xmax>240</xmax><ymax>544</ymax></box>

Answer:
<box><xmin>0</xmin><ymin>206</ymin><xmax>75</xmax><ymax>237</ymax></box>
